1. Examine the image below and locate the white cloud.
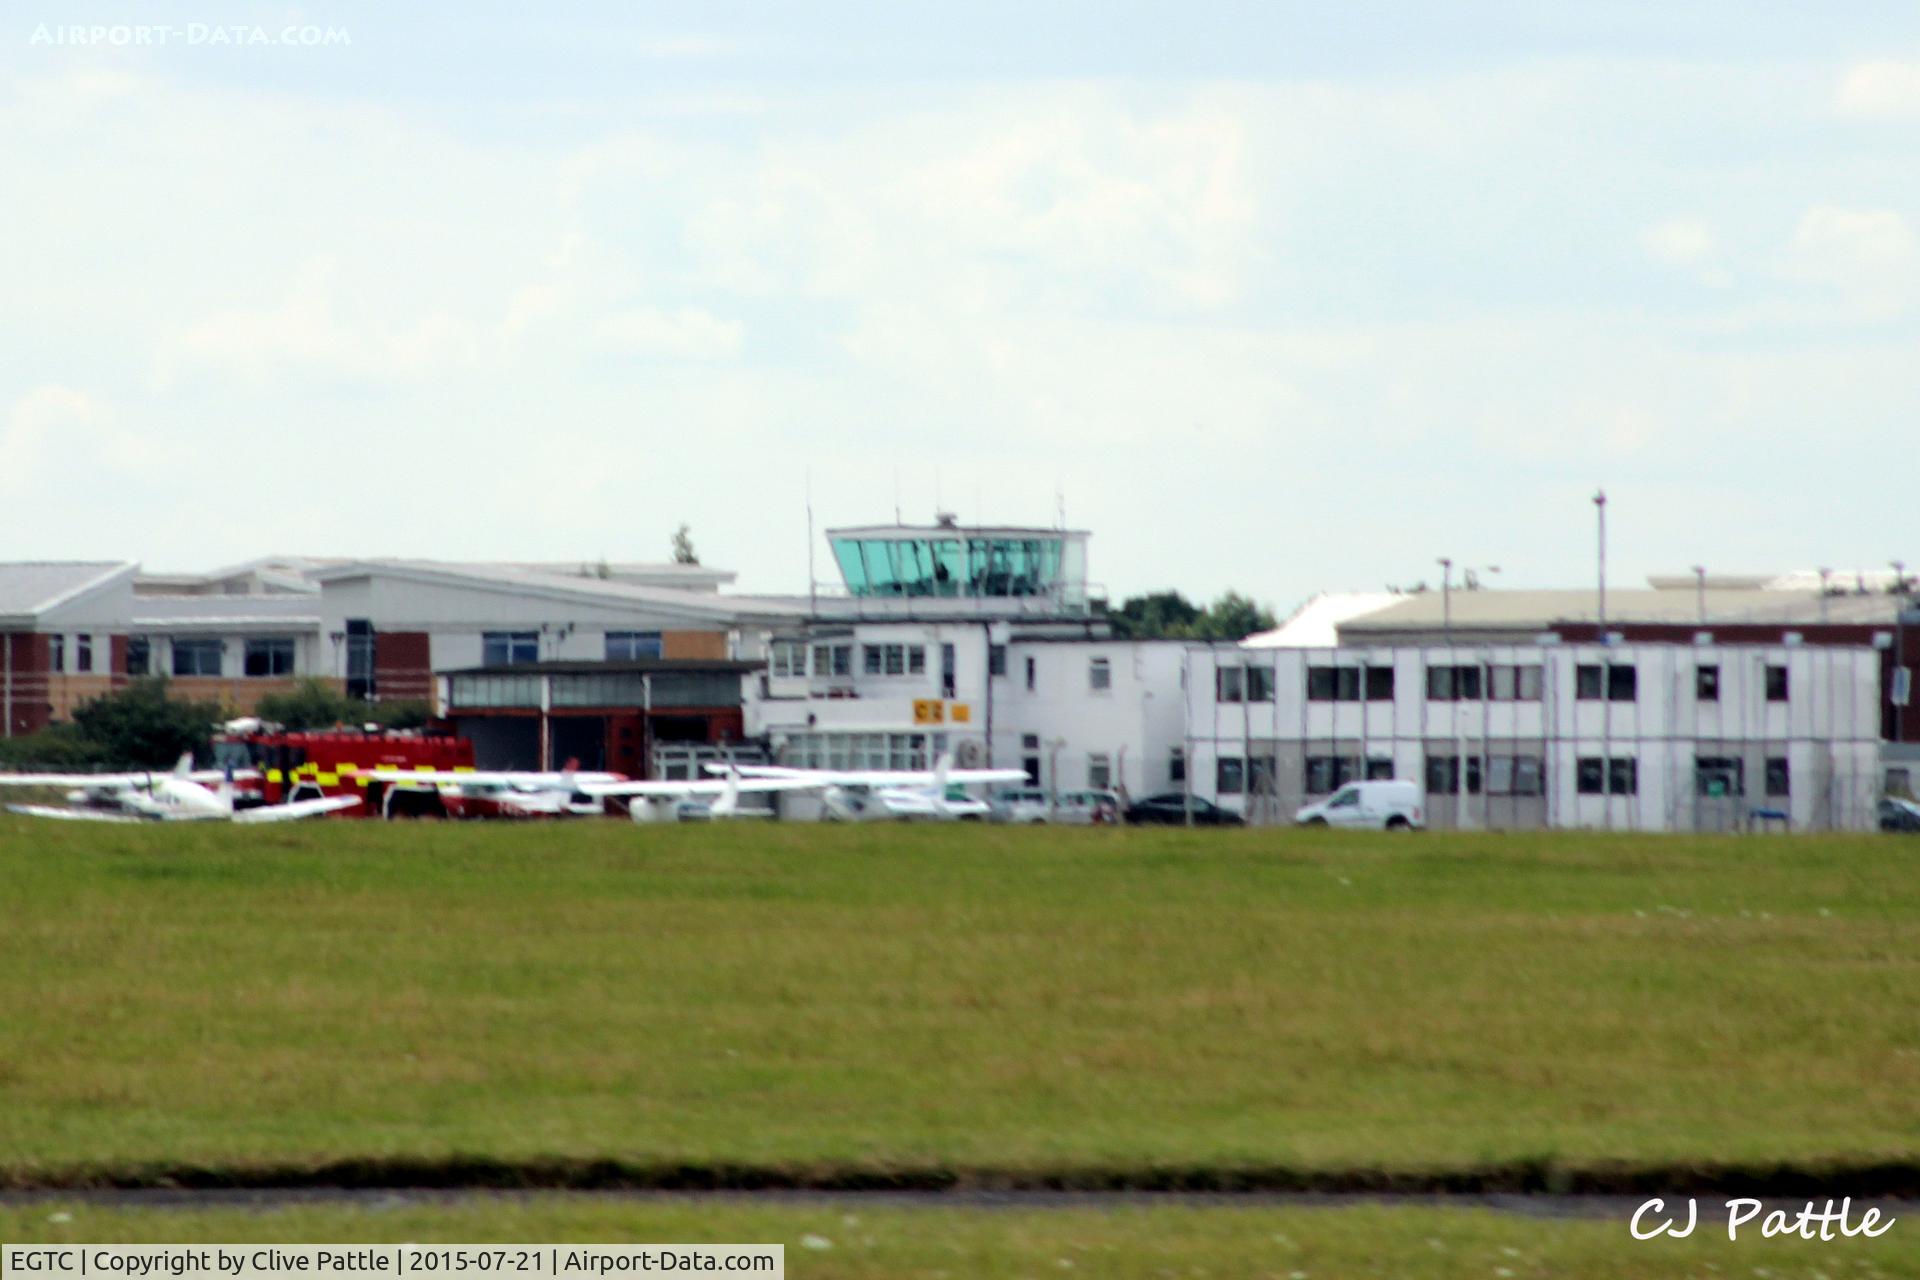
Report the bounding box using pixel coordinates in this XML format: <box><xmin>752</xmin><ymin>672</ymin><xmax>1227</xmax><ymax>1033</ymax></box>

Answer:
<box><xmin>1835</xmin><ymin>59</ymin><xmax>1920</xmax><ymax>118</ymax></box>
<box><xmin>0</xmin><ymin>386</ymin><xmax>163</xmax><ymax>497</ymax></box>
<box><xmin>1781</xmin><ymin>206</ymin><xmax>1920</xmax><ymax>314</ymax></box>
<box><xmin>1641</xmin><ymin>219</ymin><xmax>1728</xmax><ymax>286</ymax></box>
<box><xmin>596</xmin><ymin>307</ymin><xmax>743</xmax><ymax>359</ymax></box>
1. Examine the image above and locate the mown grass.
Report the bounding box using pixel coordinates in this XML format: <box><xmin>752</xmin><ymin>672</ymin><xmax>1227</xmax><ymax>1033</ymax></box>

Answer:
<box><xmin>0</xmin><ymin>817</ymin><xmax>1916</xmax><ymax>1178</ymax></box>
<box><xmin>4</xmin><ymin>1197</ymin><xmax>1916</xmax><ymax>1279</ymax></box>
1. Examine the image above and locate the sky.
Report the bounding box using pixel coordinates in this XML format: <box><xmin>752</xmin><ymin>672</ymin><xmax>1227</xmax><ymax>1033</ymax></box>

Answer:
<box><xmin>5</xmin><ymin>2</ymin><xmax>1920</xmax><ymax>614</ymax></box>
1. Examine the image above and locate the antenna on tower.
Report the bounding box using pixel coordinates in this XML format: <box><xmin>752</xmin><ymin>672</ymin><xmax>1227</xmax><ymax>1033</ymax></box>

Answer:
<box><xmin>805</xmin><ymin>469</ymin><xmax>817</xmax><ymax>615</ymax></box>
<box><xmin>893</xmin><ymin>466</ymin><xmax>902</xmax><ymax>524</ymax></box>
<box><xmin>1056</xmin><ymin>479</ymin><xmax>1066</xmax><ymax>530</ymax></box>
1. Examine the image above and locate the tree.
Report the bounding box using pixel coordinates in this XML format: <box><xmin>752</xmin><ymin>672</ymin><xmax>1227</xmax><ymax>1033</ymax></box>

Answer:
<box><xmin>670</xmin><ymin>523</ymin><xmax>699</xmax><ymax>565</ymax></box>
<box><xmin>254</xmin><ymin>679</ymin><xmax>367</xmax><ymax>731</ymax></box>
<box><xmin>254</xmin><ymin>679</ymin><xmax>432</xmax><ymax>732</ymax></box>
<box><xmin>68</xmin><ymin>678</ymin><xmax>227</xmax><ymax>768</ymax></box>
<box><xmin>1194</xmin><ymin>590</ymin><xmax>1278</xmax><ymax>641</ymax></box>
<box><xmin>1108</xmin><ymin>591</ymin><xmax>1203</xmax><ymax>639</ymax></box>
<box><xmin>1107</xmin><ymin>589</ymin><xmax>1276</xmax><ymax>641</ymax></box>
<box><xmin>0</xmin><ymin>722</ymin><xmax>110</xmax><ymax>769</ymax></box>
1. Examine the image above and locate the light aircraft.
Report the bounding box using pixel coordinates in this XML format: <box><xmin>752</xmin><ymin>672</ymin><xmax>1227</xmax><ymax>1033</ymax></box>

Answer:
<box><xmin>578</xmin><ymin>768</ymin><xmax>834</xmax><ymax>823</ymax></box>
<box><xmin>0</xmin><ymin>754</ymin><xmax>361</xmax><ymax>823</ymax></box>
<box><xmin>710</xmin><ymin>753</ymin><xmax>1028</xmax><ymax>821</ymax></box>
<box><xmin>354</xmin><ymin>764</ymin><xmax>626</xmax><ymax>819</ymax></box>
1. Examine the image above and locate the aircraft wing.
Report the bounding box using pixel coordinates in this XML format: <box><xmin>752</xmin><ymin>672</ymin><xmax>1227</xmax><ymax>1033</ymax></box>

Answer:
<box><xmin>353</xmin><ymin>769</ymin><xmax>623</xmax><ymax>787</ymax></box>
<box><xmin>232</xmin><ymin>794</ymin><xmax>364</xmax><ymax>823</ymax></box>
<box><xmin>5</xmin><ymin>803</ymin><xmax>147</xmax><ymax>823</ymax></box>
<box><xmin>581</xmin><ymin>777</ymin><xmax>829</xmax><ymax>799</ymax></box>
<box><xmin>719</xmin><ymin>765</ymin><xmax>1030</xmax><ymax>787</ymax></box>
<box><xmin>0</xmin><ymin>772</ymin><xmax>149</xmax><ymax>789</ymax></box>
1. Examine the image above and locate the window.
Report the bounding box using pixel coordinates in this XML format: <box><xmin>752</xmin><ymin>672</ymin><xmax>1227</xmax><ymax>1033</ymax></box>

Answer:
<box><xmin>1025</xmin><ymin>655</ymin><xmax>1036</xmax><ymax>691</ymax></box>
<box><xmin>75</xmin><ymin>635</ymin><xmax>92</xmax><ymax>674</ymax></box>
<box><xmin>606</xmin><ymin>631</ymin><xmax>663</xmax><ymax>661</ymax></box>
<box><xmin>1424</xmin><ymin>754</ymin><xmax>1482</xmax><ymax>796</ymax></box>
<box><xmin>345</xmin><ymin>618</ymin><xmax>375</xmax><ymax>699</ymax></box>
<box><xmin>1088</xmin><ymin>753</ymin><xmax>1112</xmax><ymax>789</ymax></box>
<box><xmin>1426</xmin><ymin>665</ymin><xmax>1482</xmax><ymax>700</ymax></box>
<box><xmin>1366</xmin><ymin>757</ymin><xmax>1396</xmax><ymax>780</ymax></box>
<box><xmin>908</xmin><ymin>646</ymin><xmax>926</xmax><ymax>675</ymax></box>
<box><xmin>126</xmin><ymin>637</ymin><xmax>150</xmax><ymax>677</ymax></box>
<box><xmin>1305</xmin><ymin>755</ymin><xmax>1360</xmax><ymax>795</ymax></box>
<box><xmin>1089</xmin><ymin>657</ymin><xmax>1111</xmax><ymax>691</ymax></box>
<box><xmin>1216</xmin><ymin>756</ymin><xmax>1245</xmax><ymax>795</ymax></box>
<box><xmin>861</xmin><ymin>644</ymin><xmax>922</xmax><ymax>676</ymax></box>
<box><xmin>1216</xmin><ymin>666</ymin><xmax>1245</xmax><ymax>703</ymax></box>
<box><xmin>1365</xmin><ymin>665</ymin><xmax>1395</xmax><ymax>700</ymax></box>
<box><xmin>1488</xmin><ymin>754</ymin><xmax>1544</xmax><ymax>796</ymax></box>
<box><xmin>1488</xmin><ymin>665</ymin><xmax>1543</xmax><ymax>701</ymax></box>
<box><xmin>1578</xmin><ymin>756</ymin><xmax>1637</xmax><ymax>795</ymax></box>
<box><xmin>1696</xmin><ymin>664</ymin><xmax>1720</xmax><ymax>702</ymax></box>
<box><xmin>769</xmin><ymin>640</ymin><xmax>806</xmax><ymax>678</ymax></box>
<box><xmin>1694</xmin><ymin>756</ymin><xmax>1744</xmax><ymax>798</ymax></box>
<box><xmin>1765</xmin><ymin>757</ymin><xmax>1791</xmax><ymax>798</ymax></box>
<box><xmin>988</xmin><ymin>644</ymin><xmax>1007</xmax><ymax>677</ymax></box>
<box><xmin>1249</xmin><ymin>753</ymin><xmax>1277</xmax><ymax>794</ymax></box>
<box><xmin>172</xmin><ymin>638</ymin><xmax>223</xmax><ymax>677</ymax></box>
<box><xmin>1247</xmin><ymin>665</ymin><xmax>1274</xmax><ymax>702</ymax></box>
<box><xmin>864</xmin><ymin>645</ymin><xmax>883</xmax><ymax>675</ymax></box>
<box><xmin>1766</xmin><ymin>664</ymin><xmax>1789</xmax><ymax>702</ymax></box>
<box><xmin>1608</xmin><ymin>664</ymin><xmax>1637</xmax><ymax>702</ymax></box>
<box><xmin>49</xmin><ymin>635</ymin><xmax>63</xmax><ymax>673</ymax></box>
<box><xmin>1307</xmin><ymin>666</ymin><xmax>1361</xmax><ymax>702</ymax></box>
<box><xmin>482</xmin><ymin>631</ymin><xmax>539</xmax><ymax>666</ymax></box>
<box><xmin>1169</xmin><ymin>747</ymin><xmax>1185</xmax><ymax>784</ymax></box>
<box><xmin>1578</xmin><ymin>663</ymin><xmax>1636</xmax><ymax>701</ymax></box>
<box><xmin>812</xmin><ymin>643</ymin><xmax>852</xmax><ymax>678</ymax></box>
<box><xmin>243</xmin><ymin>638</ymin><xmax>295</xmax><ymax>677</ymax></box>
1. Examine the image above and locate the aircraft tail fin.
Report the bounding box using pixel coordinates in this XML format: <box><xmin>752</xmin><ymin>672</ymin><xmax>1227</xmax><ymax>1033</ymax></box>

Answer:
<box><xmin>173</xmin><ymin>751</ymin><xmax>194</xmax><ymax>779</ymax></box>
<box><xmin>713</xmin><ymin>766</ymin><xmax>740</xmax><ymax>818</ymax></box>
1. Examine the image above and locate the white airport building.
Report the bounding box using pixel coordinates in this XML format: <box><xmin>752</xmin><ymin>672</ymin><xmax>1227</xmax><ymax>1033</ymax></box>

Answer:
<box><xmin>4</xmin><ymin>523</ymin><xmax>1916</xmax><ymax>831</ymax></box>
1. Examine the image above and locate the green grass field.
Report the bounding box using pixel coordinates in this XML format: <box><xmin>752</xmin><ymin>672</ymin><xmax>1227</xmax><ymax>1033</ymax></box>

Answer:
<box><xmin>1</xmin><ymin>817</ymin><xmax>1914</xmax><ymax>1183</ymax></box>
<box><xmin>5</xmin><ymin>1196</ymin><xmax>1916</xmax><ymax>1279</ymax></box>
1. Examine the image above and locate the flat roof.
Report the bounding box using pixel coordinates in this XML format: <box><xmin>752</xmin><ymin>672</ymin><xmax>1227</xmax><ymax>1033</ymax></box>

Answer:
<box><xmin>444</xmin><ymin>658</ymin><xmax>762</xmax><ymax>677</ymax></box>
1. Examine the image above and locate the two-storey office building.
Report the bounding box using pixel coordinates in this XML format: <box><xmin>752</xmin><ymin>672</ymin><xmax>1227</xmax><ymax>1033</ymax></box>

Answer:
<box><xmin>1184</xmin><ymin>638</ymin><xmax>1885</xmax><ymax>832</ymax></box>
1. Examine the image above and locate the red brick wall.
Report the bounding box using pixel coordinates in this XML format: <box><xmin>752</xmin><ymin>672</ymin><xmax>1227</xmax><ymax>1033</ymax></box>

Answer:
<box><xmin>374</xmin><ymin>631</ymin><xmax>433</xmax><ymax>701</ymax></box>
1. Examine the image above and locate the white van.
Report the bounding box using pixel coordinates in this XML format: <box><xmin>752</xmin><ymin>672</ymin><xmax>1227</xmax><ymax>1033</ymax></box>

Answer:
<box><xmin>1295</xmin><ymin>780</ymin><xmax>1425</xmax><ymax>831</ymax></box>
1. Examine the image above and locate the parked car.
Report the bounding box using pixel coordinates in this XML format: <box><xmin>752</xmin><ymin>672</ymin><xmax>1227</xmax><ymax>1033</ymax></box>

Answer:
<box><xmin>1123</xmin><ymin>792</ymin><xmax>1244</xmax><ymax>826</ymax></box>
<box><xmin>991</xmin><ymin>786</ymin><xmax>1054</xmax><ymax>824</ymax></box>
<box><xmin>1295</xmin><ymin>780</ymin><xmax>1425</xmax><ymax>831</ymax></box>
<box><xmin>1055</xmin><ymin>789</ymin><xmax>1125</xmax><ymax>825</ymax></box>
<box><xmin>1879</xmin><ymin>797</ymin><xmax>1920</xmax><ymax>832</ymax></box>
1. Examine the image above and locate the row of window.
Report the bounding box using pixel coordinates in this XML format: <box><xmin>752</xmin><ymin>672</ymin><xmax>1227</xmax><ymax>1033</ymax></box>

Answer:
<box><xmin>52</xmin><ymin>636</ymin><xmax>298</xmax><ymax>678</ymax></box>
<box><xmin>1213</xmin><ymin>661</ymin><xmax>1794</xmax><ymax>706</ymax></box>
<box><xmin>1211</xmin><ymin>753</ymin><xmax>1792</xmax><ymax>798</ymax></box>
<box><xmin>481</xmin><ymin>630</ymin><xmax>664</xmax><ymax>667</ymax></box>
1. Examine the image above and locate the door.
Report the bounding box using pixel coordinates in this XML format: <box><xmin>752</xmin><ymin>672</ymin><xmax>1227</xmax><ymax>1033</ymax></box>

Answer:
<box><xmin>1326</xmin><ymin>786</ymin><xmax>1364</xmax><ymax>828</ymax></box>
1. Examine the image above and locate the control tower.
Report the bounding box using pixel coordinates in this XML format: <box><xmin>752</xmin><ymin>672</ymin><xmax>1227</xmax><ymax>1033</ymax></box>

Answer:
<box><xmin>824</xmin><ymin>513</ymin><xmax>1092</xmax><ymax>614</ymax></box>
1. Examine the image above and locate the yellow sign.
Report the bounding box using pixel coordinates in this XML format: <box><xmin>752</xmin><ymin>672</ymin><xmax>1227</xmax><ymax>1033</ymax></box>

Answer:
<box><xmin>950</xmin><ymin>703</ymin><xmax>971</xmax><ymax>723</ymax></box>
<box><xmin>913</xmin><ymin>699</ymin><xmax>945</xmax><ymax>725</ymax></box>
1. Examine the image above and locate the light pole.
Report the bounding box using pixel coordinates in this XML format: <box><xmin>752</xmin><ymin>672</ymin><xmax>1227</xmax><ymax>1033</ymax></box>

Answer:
<box><xmin>1438</xmin><ymin>557</ymin><xmax>1459</xmax><ymax>828</ymax></box>
<box><xmin>1593</xmin><ymin>490</ymin><xmax>1608</xmax><ymax>641</ymax></box>
<box><xmin>1895</xmin><ymin>561</ymin><xmax>1909</xmax><ymax>744</ymax></box>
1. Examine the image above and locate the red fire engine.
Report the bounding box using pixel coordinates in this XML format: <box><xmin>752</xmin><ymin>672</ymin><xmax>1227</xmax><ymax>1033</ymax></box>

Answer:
<box><xmin>211</xmin><ymin>728</ymin><xmax>476</xmax><ymax>817</ymax></box>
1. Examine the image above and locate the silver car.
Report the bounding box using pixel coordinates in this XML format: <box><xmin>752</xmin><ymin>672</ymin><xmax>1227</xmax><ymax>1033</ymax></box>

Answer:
<box><xmin>1054</xmin><ymin>789</ymin><xmax>1125</xmax><ymax>825</ymax></box>
<box><xmin>991</xmin><ymin>786</ymin><xmax>1053</xmax><ymax>824</ymax></box>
